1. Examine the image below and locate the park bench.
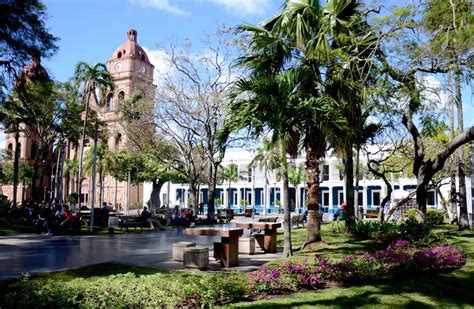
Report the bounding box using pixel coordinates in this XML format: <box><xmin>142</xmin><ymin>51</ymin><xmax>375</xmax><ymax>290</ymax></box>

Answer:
<box><xmin>364</xmin><ymin>209</ymin><xmax>379</xmax><ymax>219</ymax></box>
<box><xmin>244</xmin><ymin>208</ymin><xmax>254</xmax><ymax>217</ymax></box>
<box><xmin>118</xmin><ymin>216</ymin><xmax>151</xmax><ymax>231</ymax></box>
<box><xmin>291</xmin><ymin>214</ymin><xmax>305</xmax><ymax>228</ymax></box>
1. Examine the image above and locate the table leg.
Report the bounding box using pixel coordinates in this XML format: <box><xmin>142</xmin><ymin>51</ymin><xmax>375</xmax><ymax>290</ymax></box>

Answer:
<box><xmin>263</xmin><ymin>228</ymin><xmax>277</xmax><ymax>253</ymax></box>
<box><xmin>218</xmin><ymin>236</ymin><xmax>239</xmax><ymax>267</ymax></box>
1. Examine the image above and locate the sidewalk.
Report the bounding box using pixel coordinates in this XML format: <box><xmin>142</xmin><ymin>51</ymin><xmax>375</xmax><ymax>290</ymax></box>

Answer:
<box><xmin>0</xmin><ymin>219</ymin><xmax>284</xmax><ymax>280</ymax></box>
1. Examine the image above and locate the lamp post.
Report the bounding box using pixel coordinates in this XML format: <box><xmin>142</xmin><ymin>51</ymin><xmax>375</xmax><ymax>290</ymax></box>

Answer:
<box><xmin>126</xmin><ymin>169</ymin><xmax>131</xmax><ymax>215</ymax></box>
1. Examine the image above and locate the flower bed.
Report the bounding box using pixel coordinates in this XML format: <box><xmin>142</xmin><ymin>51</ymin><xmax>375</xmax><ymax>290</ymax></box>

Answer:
<box><xmin>248</xmin><ymin>240</ymin><xmax>467</xmax><ymax>294</ymax></box>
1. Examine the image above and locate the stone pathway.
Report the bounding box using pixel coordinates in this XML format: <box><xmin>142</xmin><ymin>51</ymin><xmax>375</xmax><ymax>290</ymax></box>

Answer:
<box><xmin>0</xmin><ymin>218</ymin><xmax>284</xmax><ymax>280</ymax></box>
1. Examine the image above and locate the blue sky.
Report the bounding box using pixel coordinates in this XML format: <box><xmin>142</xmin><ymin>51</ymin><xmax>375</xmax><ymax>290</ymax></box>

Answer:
<box><xmin>0</xmin><ymin>0</ymin><xmax>472</xmax><ymax>146</ymax></box>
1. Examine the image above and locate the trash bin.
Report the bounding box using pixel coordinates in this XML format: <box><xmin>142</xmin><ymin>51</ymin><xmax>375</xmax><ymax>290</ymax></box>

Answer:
<box><xmin>339</xmin><ymin>211</ymin><xmax>346</xmax><ymax>220</ymax></box>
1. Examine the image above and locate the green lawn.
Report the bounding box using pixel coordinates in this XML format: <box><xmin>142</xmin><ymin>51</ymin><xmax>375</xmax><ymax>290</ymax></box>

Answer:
<box><xmin>1</xmin><ymin>223</ymin><xmax>473</xmax><ymax>308</ymax></box>
<box><xmin>232</xmin><ymin>223</ymin><xmax>474</xmax><ymax>308</ymax></box>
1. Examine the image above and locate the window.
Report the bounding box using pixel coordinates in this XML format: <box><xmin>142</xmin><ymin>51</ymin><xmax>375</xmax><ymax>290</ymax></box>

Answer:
<box><xmin>427</xmin><ymin>191</ymin><xmax>435</xmax><ymax>206</ymax></box>
<box><xmin>247</xmin><ymin>192</ymin><xmax>252</xmax><ymax>205</ymax></box>
<box><xmin>7</xmin><ymin>143</ymin><xmax>13</xmax><ymax>158</ymax></box>
<box><xmin>114</xmin><ymin>133</ymin><xmax>122</xmax><ymax>149</ymax></box>
<box><xmin>338</xmin><ymin>191</ymin><xmax>344</xmax><ymax>204</ymax></box>
<box><xmin>118</xmin><ymin>91</ymin><xmax>125</xmax><ymax>101</ymax></box>
<box><xmin>372</xmin><ymin>191</ymin><xmax>381</xmax><ymax>207</ymax></box>
<box><xmin>247</xmin><ymin>167</ymin><xmax>252</xmax><ymax>182</ymax></box>
<box><xmin>117</xmin><ymin>52</ymin><xmax>122</xmax><ymax>58</ymax></box>
<box><xmin>357</xmin><ymin>191</ymin><xmax>363</xmax><ymax>206</ymax></box>
<box><xmin>233</xmin><ymin>191</ymin><xmax>238</xmax><ymax>206</ymax></box>
<box><xmin>322</xmin><ymin>192</ymin><xmax>329</xmax><ymax>206</ymax></box>
<box><xmin>323</xmin><ymin>165</ymin><xmax>329</xmax><ymax>181</ymax></box>
<box><xmin>106</xmin><ymin>93</ymin><xmax>113</xmax><ymax>110</ymax></box>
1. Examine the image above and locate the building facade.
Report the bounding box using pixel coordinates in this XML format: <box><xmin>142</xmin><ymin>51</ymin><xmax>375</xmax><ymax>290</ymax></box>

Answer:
<box><xmin>149</xmin><ymin>148</ymin><xmax>474</xmax><ymax>223</ymax></box>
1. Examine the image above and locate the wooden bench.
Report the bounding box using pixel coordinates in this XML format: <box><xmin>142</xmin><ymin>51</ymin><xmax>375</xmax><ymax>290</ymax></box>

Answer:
<box><xmin>118</xmin><ymin>216</ymin><xmax>151</xmax><ymax>231</ymax></box>
<box><xmin>291</xmin><ymin>214</ymin><xmax>305</xmax><ymax>228</ymax></box>
<box><xmin>364</xmin><ymin>210</ymin><xmax>379</xmax><ymax>219</ymax></box>
<box><xmin>244</xmin><ymin>208</ymin><xmax>253</xmax><ymax>217</ymax></box>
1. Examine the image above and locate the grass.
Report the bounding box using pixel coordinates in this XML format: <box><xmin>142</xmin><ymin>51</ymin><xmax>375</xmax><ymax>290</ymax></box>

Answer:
<box><xmin>1</xmin><ymin>222</ymin><xmax>473</xmax><ymax>307</ymax></box>
<box><xmin>232</xmin><ymin>223</ymin><xmax>474</xmax><ymax>308</ymax></box>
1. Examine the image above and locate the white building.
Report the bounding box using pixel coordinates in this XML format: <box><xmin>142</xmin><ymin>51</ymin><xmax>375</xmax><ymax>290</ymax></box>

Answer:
<box><xmin>144</xmin><ymin>148</ymin><xmax>473</xmax><ymax>224</ymax></box>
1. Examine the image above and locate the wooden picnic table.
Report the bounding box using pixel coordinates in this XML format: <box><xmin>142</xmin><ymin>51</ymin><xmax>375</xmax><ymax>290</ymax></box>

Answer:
<box><xmin>235</xmin><ymin>222</ymin><xmax>281</xmax><ymax>253</ymax></box>
<box><xmin>184</xmin><ymin>227</ymin><xmax>243</xmax><ymax>267</ymax></box>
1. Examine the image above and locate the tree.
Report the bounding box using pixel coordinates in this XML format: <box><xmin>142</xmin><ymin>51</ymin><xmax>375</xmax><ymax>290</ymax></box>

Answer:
<box><xmin>288</xmin><ymin>163</ymin><xmax>305</xmax><ymax>214</ymax></box>
<box><xmin>83</xmin><ymin>142</ymin><xmax>111</xmax><ymax>208</ymax></box>
<box><xmin>0</xmin><ymin>0</ymin><xmax>57</xmax><ymax>95</ymax></box>
<box><xmin>372</xmin><ymin>1</ymin><xmax>473</xmax><ymax>221</ymax></box>
<box><xmin>73</xmin><ymin>62</ymin><xmax>114</xmax><ymax>207</ymax></box>
<box><xmin>249</xmin><ymin>139</ymin><xmax>280</xmax><ymax>215</ymax></box>
<box><xmin>220</xmin><ymin>163</ymin><xmax>240</xmax><ymax>208</ymax></box>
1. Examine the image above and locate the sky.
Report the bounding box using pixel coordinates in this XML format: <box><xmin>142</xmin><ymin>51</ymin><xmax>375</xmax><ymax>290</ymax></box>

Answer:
<box><xmin>0</xmin><ymin>0</ymin><xmax>472</xmax><ymax>147</ymax></box>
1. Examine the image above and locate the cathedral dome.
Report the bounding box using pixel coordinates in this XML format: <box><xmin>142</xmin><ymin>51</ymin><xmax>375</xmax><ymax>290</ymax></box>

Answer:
<box><xmin>111</xmin><ymin>29</ymin><xmax>150</xmax><ymax>63</ymax></box>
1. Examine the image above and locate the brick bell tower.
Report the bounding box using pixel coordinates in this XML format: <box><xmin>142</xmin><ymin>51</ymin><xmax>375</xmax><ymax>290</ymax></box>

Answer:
<box><xmin>76</xmin><ymin>29</ymin><xmax>155</xmax><ymax>211</ymax></box>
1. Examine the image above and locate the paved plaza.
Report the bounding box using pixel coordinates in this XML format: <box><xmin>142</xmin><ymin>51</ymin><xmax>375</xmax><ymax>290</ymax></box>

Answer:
<box><xmin>0</xmin><ymin>219</ymin><xmax>284</xmax><ymax>280</ymax></box>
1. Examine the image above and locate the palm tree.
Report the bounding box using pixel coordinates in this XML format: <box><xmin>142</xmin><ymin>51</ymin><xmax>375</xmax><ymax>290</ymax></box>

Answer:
<box><xmin>84</xmin><ymin>142</ymin><xmax>112</xmax><ymax>208</ymax></box>
<box><xmin>64</xmin><ymin>154</ymin><xmax>79</xmax><ymax>197</ymax></box>
<box><xmin>220</xmin><ymin>163</ymin><xmax>240</xmax><ymax>208</ymax></box>
<box><xmin>288</xmin><ymin>163</ymin><xmax>305</xmax><ymax>214</ymax></box>
<box><xmin>73</xmin><ymin>62</ymin><xmax>114</xmax><ymax>207</ymax></box>
<box><xmin>249</xmin><ymin>139</ymin><xmax>280</xmax><ymax>215</ymax></box>
<box><xmin>229</xmin><ymin>66</ymin><xmax>306</xmax><ymax>257</ymax></box>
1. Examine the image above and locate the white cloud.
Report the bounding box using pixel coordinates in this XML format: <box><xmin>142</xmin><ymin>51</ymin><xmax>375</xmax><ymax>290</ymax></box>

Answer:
<box><xmin>130</xmin><ymin>0</ymin><xmax>189</xmax><ymax>16</ymax></box>
<box><xmin>204</xmin><ymin>0</ymin><xmax>270</xmax><ymax>16</ymax></box>
<box><xmin>418</xmin><ymin>75</ymin><xmax>449</xmax><ymax>111</ymax></box>
<box><xmin>142</xmin><ymin>47</ymin><xmax>172</xmax><ymax>86</ymax></box>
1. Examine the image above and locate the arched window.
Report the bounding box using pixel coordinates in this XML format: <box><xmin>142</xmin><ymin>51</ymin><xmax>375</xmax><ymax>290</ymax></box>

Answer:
<box><xmin>114</xmin><ymin>133</ymin><xmax>122</xmax><ymax>149</ymax></box>
<box><xmin>117</xmin><ymin>51</ymin><xmax>122</xmax><ymax>58</ymax></box>
<box><xmin>18</xmin><ymin>143</ymin><xmax>21</xmax><ymax>157</ymax></box>
<box><xmin>7</xmin><ymin>143</ymin><xmax>13</xmax><ymax>158</ymax></box>
<box><xmin>118</xmin><ymin>91</ymin><xmax>125</xmax><ymax>101</ymax></box>
<box><xmin>106</xmin><ymin>93</ymin><xmax>113</xmax><ymax>110</ymax></box>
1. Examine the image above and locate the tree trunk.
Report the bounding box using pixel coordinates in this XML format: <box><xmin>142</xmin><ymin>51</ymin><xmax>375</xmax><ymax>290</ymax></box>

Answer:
<box><xmin>343</xmin><ymin>143</ymin><xmax>355</xmax><ymax>232</ymax></box>
<box><xmin>263</xmin><ymin>166</ymin><xmax>268</xmax><ymax>215</ymax></box>
<box><xmin>455</xmin><ymin>69</ymin><xmax>469</xmax><ymax>229</ymax></box>
<box><xmin>77</xmin><ymin>92</ymin><xmax>91</xmax><ymax>208</ymax></box>
<box><xmin>354</xmin><ymin>148</ymin><xmax>361</xmax><ymax>220</ymax></box>
<box><xmin>149</xmin><ymin>180</ymin><xmax>164</xmax><ymax>210</ymax></box>
<box><xmin>280</xmin><ymin>140</ymin><xmax>292</xmax><ymax>257</ymax></box>
<box><xmin>448</xmin><ymin>71</ymin><xmax>458</xmax><ymax>221</ymax></box>
<box><xmin>303</xmin><ymin>136</ymin><xmax>325</xmax><ymax>247</ymax></box>
<box><xmin>12</xmin><ymin>127</ymin><xmax>20</xmax><ymax>206</ymax></box>
<box><xmin>98</xmin><ymin>172</ymin><xmax>103</xmax><ymax>208</ymax></box>
<box><xmin>189</xmin><ymin>182</ymin><xmax>199</xmax><ymax>215</ymax></box>
<box><xmin>207</xmin><ymin>163</ymin><xmax>218</xmax><ymax>221</ymax></box>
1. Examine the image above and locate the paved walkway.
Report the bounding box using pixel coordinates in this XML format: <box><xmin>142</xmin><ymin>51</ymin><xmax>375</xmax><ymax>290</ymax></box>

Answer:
<box><xmin>0</xmin><ymin>218</ymin><xmax>284</xmax><ymax>280</ymax></box>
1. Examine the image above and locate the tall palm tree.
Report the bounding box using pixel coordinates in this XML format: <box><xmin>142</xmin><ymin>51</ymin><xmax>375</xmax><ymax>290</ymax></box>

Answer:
<box><xmin>220</xmin><ymin>163</ymin><xmax>240</xmax><ymax>208</ymax></box>
<box><xmin>84</xmin><ymin>142</ymin><xmax>112</xmax><ymax>208</ymax></box>
<box><xmin>288</xmin><ymin>163</ymin><xmax>305</xmax><ymax>214</ymax></box>
<box><xmin>73</xmin><ymin>62</ymin><xmax>114</xmax><ymax>207</ymax></box>
<box><xmin>249</xmin><ymin>139</ymin><xmax>280</xmax><ymax>215</ymax></box>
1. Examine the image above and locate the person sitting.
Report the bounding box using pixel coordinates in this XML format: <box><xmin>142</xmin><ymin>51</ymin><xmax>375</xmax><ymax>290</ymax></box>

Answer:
<box><xmin>59</xmin><ymin>204</ymin><xmax>77</xmax><ymax>228</ymax></box>
<box><xmin>141</xmin><ymin>206</ymin><xmax>165</xmax><ymax>231</ymax></box>
<box><xmin>37</xmin><ymin>203</ymin><xmax>53</xmax><ymax>235</ymax></box>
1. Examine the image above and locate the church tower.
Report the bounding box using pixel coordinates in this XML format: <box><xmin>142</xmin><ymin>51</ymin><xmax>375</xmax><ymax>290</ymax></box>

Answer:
<box><xmin>74</xmin><ymin>29</ymin><xmax>155</xmax><ymax>210</ymax></box>
<box><xmin>104</xmin><ymin>28</ymin><xmax>154</xmax><ymax>149</ymax></box>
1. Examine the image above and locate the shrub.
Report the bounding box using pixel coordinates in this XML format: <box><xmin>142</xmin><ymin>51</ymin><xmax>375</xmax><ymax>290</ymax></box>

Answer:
<box><xmin>4</xmin><ymin>272</ymin><xmax>247</xmax><ymax>308</ymax></box>
<box><xmin>248</xmin><ymin>255</ymin><xmax>330</xmax><ymax>294</ymax></box>
<box><xmin>426</xmin><ymin>209</ymin><xmax>444</xmax><ymax>225</ymax></box>
<box><xmin>328</xmin><ymin>220</ymin><xmax>346</xmax><ymax>233</ymax></box>
<box><xmin>406</xmin><ymin>208</ymin><xmax>417</xmax><ymax>220</ymax></box>
<box><xmin>248</xmin><ymin>240</ymin><xmax>467</xmax><ymax>294</ymax></box>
